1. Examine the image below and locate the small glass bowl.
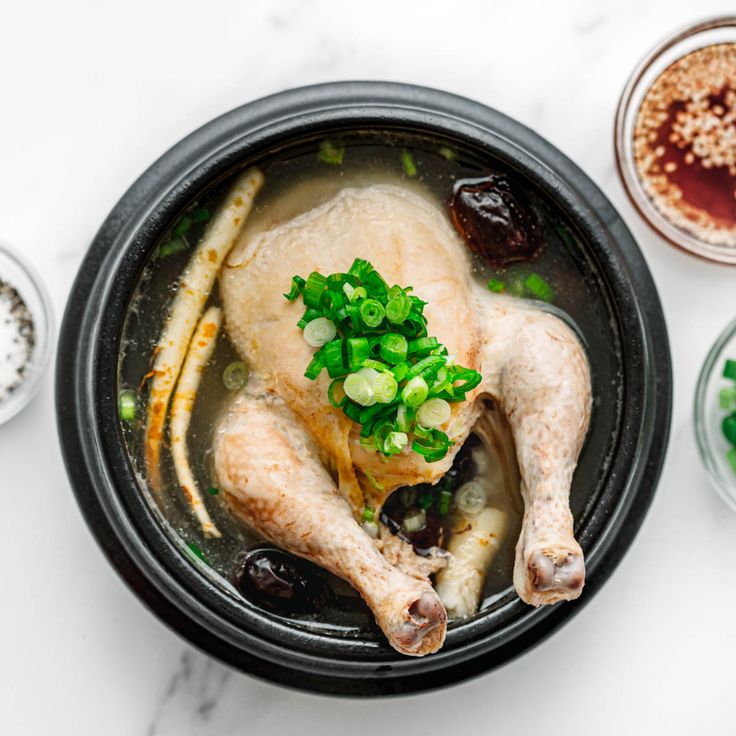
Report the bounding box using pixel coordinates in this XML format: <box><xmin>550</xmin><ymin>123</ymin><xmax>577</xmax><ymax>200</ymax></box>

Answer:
<box><xmin>0</xmin><ymin>241</ymin><xmax>54</xmax><ymax>425</ymax></box>
<box><xmin>694</xmin><ymin>317</ymin><xmax>736</xmax><ymax>509</ymax></box>
<box><xmin>614</xmin><ymin>16</ymin><xmax>736</xmax><ymax>265</ymax></box>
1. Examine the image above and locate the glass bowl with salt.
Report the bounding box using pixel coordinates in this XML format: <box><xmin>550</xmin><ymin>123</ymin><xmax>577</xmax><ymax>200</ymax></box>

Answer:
<box><xmin>0</xmin><ymin>241</ymin><xmax>53</xmax><ymax>425</ymax></box>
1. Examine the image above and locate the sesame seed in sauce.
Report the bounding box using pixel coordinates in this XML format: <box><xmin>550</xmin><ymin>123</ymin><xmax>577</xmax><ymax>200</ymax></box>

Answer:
<box><xmin>633</xmin><ymin>43</ymin><xmax>736</xmax><ymax>246</ymax></box>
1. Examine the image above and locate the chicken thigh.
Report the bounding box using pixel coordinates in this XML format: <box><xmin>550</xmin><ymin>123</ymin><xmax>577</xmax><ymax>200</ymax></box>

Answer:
<box><xmin>214</xmin><ymin>182</ymin><xmax>591</xmax><ymax>654</ymax></box>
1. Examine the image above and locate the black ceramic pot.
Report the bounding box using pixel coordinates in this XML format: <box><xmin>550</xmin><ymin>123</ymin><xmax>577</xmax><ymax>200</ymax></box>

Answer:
<box><xmin>56</xmin><ymin>82</ymin><xmax>671</xmax><ymax>696</ymax></box>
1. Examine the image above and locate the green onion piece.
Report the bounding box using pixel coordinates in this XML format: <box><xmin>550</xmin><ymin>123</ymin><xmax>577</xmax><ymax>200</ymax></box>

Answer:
<box><xmin>347</xmin><ymin>337</ymin><xmax>370</xmax><ymax>370</ymax></box>
<box><xmin>450</xmin><ymin>368</ymin><xmax>482</xmax><ymax>397</ymax></box>
<box><xmin>303</xmin><ymin>272</ymin><xmax>328</xmax><ymax>308</ymax></box>
<box><xmin>328</xmin><ymin>379</ymin><xmax>346</xmax><ymax>408</ymax></box>
<box><xmin>392</xmin><ymin>361</ymin><xmax>410</xmax><ymax>382</ymax></box>
<box><xmin>318</xmin><ymin>138</ymin><xmax>345</xmax><ymax>165</ymax></box>
<box><xmin>401</xmin><ymin>149</ymin><xmax>418</xmax><ymax>177</ymax></box>
<box><xmin>206</xmin><ymin>487</ymin><xmax>219</xmax><ymax>495</ymax></box>
<box><xmin>173</xmin><ymin>215</ymin><xmax>193</xmax><ymax>238</ymax></box>
<box><xmin>728</xmin><ymin>447</ymin><xmax>736</xmax><ymax>474</ymax></box>
<box><xmin>283</xmin><ymin>275</ymin><xmax>306</xmax><ymax>302</ymax></box>
<box><xmin>223</xmin><ymin>361</ymin><xmax>248</xmax><ymax>390</ymax></box>
<box><xmin>402</xmin><ymin>375</ymin><xmax>429</xmax><ymax>407</ymax></box>
<box><xmin>396</xmin><ymin>404</ymin><xmax>415</xmax><ymax>432</ymax></box>
<box><xmin>363</xmin><ymin>271</ymin><xmax>388</xmax><ymax>299</ymax></box>
<box><xmin>402</xmin><ymin>508</ymin><xmax>426</xmax><ymax>533</ymax></box>
<box><xmin>187</xmin><ymin>542</ymin><xmax>208</xmax><ymax>564</ymax></box>
<box><xmin>343</xmin><ymin>282</ymin><xmax>355</xmax><ymax>301</ymax></box>
<box><xmin>724</xmin><ymin>359</ymin><xmax>736</xmax><ymax>381</ymax></box>
<box><xmin>417</xmin><ymin>398</ymin><xmax>451</xmax><ymax>428</ymax></box>
<box><xmin>362</xmin><ymin>507</ymin><xmax>375</xmax><ymax>522</ymax></box>
<box><xmin>192</xmin><ymin>207</ymin><xmax>210</xmax><ymax>222</ymax></box>
<box><xmin>437</xmin><ymin>489</ymin><xmax>452</xmax><ymax>516</ymax></box>
<box><xmin>360</xmin><ymin>298</ymin><xmax>385</xmax><ymax>328</ymax></box>
<box><xmin>455</xmin><ymin>481</ymin><xmax>487</xmax><ymax>514</ymax></box>
<box><xmin>411</xmin><ymin>429</ymin><xmax>451</xmax><ymax>463</ymax></box>
<box><xmin>525</xmin><ymin>273</ymin><xmax>555</xmax><ymax>302</ymax></box>
<box><xmin>720</xmin><ymin>387</ymin><xmax>736</xmax><ymax>409</ymax></box>
<box><xmin>408</xmin><ymin>336</ymin><xmax>439</xmax><ymax>356</ymax></box>
<box><xmin>360</xmin><ymin>359</ymin><xmax>391</xmax><ymax>373</ymax></box>
<box><xmin>360</xmin><ymin>435</ymin><xmax>376</xmax><ymax>451</ymax></box>
<box><xmin>344</xmin><ymin>373</ymin><xmax>375</xmax><ymax>406</ymax></box>
<box><xmin>363</xmin><ymin>469</ymin><xmax>385</xmax><ymax>491</ymax></box>
<box><xmin>303</xmin><ymin>317</ymin><xmax>337</xmax><ymax>347</ymax></box>
<box><xmin>386</xmin><ymin>291</ymin><xmax>411</xmax><ymax>324</ymax></box>
<box><xmin>348</xmin><ymin>257</ymin><xmax>373</xmax><ymax>280</ymax></box>
<box><xmin>384</xmin><ymin>430</ymin><xmax>408</xmax><ymax>455</ymax></box>
<box><xmin>506</xmin><ymin>275</ymin><xmax>527</xmax><ymax>298</ymax></box>
<box><xmin>320</xmin><ymin>289</ymin><xmax>346</xmax><ymax>318</ymax></box>
<box><xmin>487</xmin><ymin>278</ymin><xmax>506</xmax><ymax>293</ymax></box>
<box><xmin>118</xmin><ymin>390</ymin><xmax>137</xmax><ymax>421</ymax></box>
<box><xmin>323</xmin><ymin>339</ymin><xmax>347</xmax><ymax>378</ymax></box>
<box><xmin>304</xmin><ymin>352</ymin><xmax>325</xmax><ymax>380</ymax></box>
<box><xmin>379</xmin><ymin>333</ymin><xmax>408</xmax><ymax>364</ymax></box>
<box><xmin>297</xmin><ymin>307</ymin><xmax>321</xmax><ymax>330</ymax></box>
<box><xmin>343</xmin><ymin>400</ymin><xmax>363</xmax><ymax>422</ymax></box>
<box><xmin>372</xmin><ymin>371</ymin><xmax>399</xmax><ymax>404</ymax></box>
<box><xmin>438</xmin><ymin>146</ymin><xmax>457</xmax><ymax>161</ymax></box>
<box><xmin>358</xmin><ymin>402</ymin><xmax>387</xmax><ymax>429</ymax></box>
<box><xmin>418</xmin><ymin>489</ymin><xmax>434</xmax><ymax>510</ymax></box>
<box><xmin>351</xmin><ymin>286</ymin><xmax>367</xmax><ymax>302</ymax></box>
<box><xmin>722</xmin><ymin>413</ymin><xmax>736</xmax><ymax>445</ymax></box>
<box><xmin>157</xmin><ymin>237</ymin><xmax>189</xmax><ymax>258</ymax></box>
<box><xmin>406</xmin><ymin>355</ymin><xmax>446</xmax><ymax>382</ymax></box>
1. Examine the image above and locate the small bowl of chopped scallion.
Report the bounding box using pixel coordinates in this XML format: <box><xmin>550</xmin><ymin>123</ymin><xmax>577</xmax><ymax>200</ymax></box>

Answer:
<box><xmin>695</xmin><ymin>318</ymin><xmax>736</xmax><ymax>510</ymax></box>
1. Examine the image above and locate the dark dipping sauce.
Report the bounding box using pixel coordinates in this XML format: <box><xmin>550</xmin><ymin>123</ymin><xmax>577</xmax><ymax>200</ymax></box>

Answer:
<box><xmin>634</xmin><ymin>43</ymin><xmax>736</xmax><ymax>245</ymax></box>
<box><xmin>118</xmin><ymin>128</ymin><xmax>625</xmax><ymax>634</ymax></box>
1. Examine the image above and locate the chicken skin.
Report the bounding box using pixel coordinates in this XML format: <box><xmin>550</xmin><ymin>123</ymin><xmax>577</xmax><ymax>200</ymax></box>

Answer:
<box><xmin>214</xmin><ymin>182</ymin><xmax>591</xmax><ymax>655</ymax></box>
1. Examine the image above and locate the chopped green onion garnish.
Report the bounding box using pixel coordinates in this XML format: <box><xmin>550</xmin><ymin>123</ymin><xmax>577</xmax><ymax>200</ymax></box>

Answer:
<box><xmin>362</xmin><ymin>507</ymin><xmax>375</xmax><ymax>522</ymax></box>
<box><xmin>303</xmin><ymin>317</ymin><xmax>337</xmax><ymax>347</ymax></box>
<box><xmin>728</xmin><ymin>447</ymin><xmax>736</xmax><ymax>474</ymax></box>
<box><xmin>400</xmin><ymin>149</ymin><xmax>417</xmax><ymax>177</ymax></box>
<box><xmin>402</xmin><ymin>508</ymin><xmax>426</xmax><ymax>533</ymax></box>
<box><xmin>412</xmin><ymin>428</ymin><xmax>451</xmax><ymax>463</ymax></box>
<box><xmin>187</xmin><ymin>542</ymin><xmax>208</xmax><ymax>564</ymax></box>
<box><xmin>487</xmin><ymin>278</ymin><xmax>506</xmax><ymax>293</ymax></box>
<box><xmin>722</xmin><ymin>413</ymin><xmax>736</xmax><ymax>445</ymax></box>
<box><xmin>724</xmin><ymin>359</ymin><xmax>736</xmax><ymax>382</ymax></box>
<box><xmin>318</xmin><ymin>139</ymin><xmax>345</xmax><ymax>165</ymax></box>
<box><xmin>438</xmin><ymin>146</ymin><xmax>457</xmax><ymax>161</ymax></box>
<box><xmin>408</xmin><ymin>336</ymin><xmax>439</xmax><ymax>356</ymax></box>
<box><xmin>284</xmin><ymin>259</ymin><xmax>481</xmax><ymax>461</ymax></box>
<box><xmin>417</xmin><ymin>398</ymin><xmax>451</xmax><ymax>428</ymax></box>
<box><xmin>371</xmin><ymin>371</ymin><xmax>399</xmax><ymax>403</ymax></box>
<box><xmin>379</xmin><ymin>333</ymin><xmax>408</xmax><ymax>364</ymax></box>
<box><xmin>157</xmin><ymin>237</ymin><xmax>189</xmax><ymax>258</ymax></box>
<box><xmin>328</xmin><ymin>379</ymin><xmax>346</xmax><ymax>408</ymax></box>
<box><xmin>206</xmin><ymin>487</ymin><xmax>219</xmax><ymax>495</ymax></box>
<box><xmin>283</xmin><ymin>275</ymin><xmax>306</xmax><ymax>302</ymax></box>
<box><xmin>720</xmin><ymin>387</ymin><xmax>736</xmax><ymax>409</ymax></box>
<box><xmin>192</xmin><ymin>207</ymin><xmax>210</xmax><ymax>222</ymax></box>
<box><xmin>402</xmin><ymin>375</ymin><xmax>429</xmax><ymax>408</ymax></box>
<box><xmin>223</xmin><ymin>361</ymin><xmax>248</xmax><ymax>391</ymax></box>
<box><xmin>360</xmin><ymin>298</ymin><xmax>385</xmax><ymax>328</ymax></box>
<box><xmin>437</xmin><ymin>489</ymin><xmax>452</xmax><ymax>516</ymax></box>
<box><xmin>173</xmin><ymin>215</ymin><xmax>193</xmax><ymax>238</ymax></box>
<box><xmin>118</xmin><ymin>390</ymin><xmax>137</xmax><ymax>421</ymax></box>
<box><xmin>344</xmin><ymin>373</ymin><xmax>375</xmax><ymax>407</ymax></box>
<box><xmin>303</xmin><ymin>272</ymin><xmax>328</xmax><ymax>308</ymax></box>
<box><xmin>524</xmin><ymin>273</ymin><xmax>555</xmax><ymax>302</ymax></box>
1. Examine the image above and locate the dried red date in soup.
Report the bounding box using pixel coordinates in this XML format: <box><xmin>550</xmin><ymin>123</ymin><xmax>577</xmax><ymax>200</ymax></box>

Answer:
<box><xmin>234</xmin><ymin>546</ymin><xmax>331</xmax><ymax>613</ymax></box>
<box><xmin>449</xmin><ymin>174</ymin><xmax>543</xmax><ymax>266</ymax></box>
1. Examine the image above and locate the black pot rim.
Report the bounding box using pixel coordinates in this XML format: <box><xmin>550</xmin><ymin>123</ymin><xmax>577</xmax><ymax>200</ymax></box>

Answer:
<box><xmin>56</xmin><ymin>81</ymin><xmax>672</xmax><ymax>696</ymax></box>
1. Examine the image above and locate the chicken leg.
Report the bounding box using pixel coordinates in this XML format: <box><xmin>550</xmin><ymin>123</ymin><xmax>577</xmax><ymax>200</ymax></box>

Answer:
<box><xmin>213</xmin><ymin>390</ymin><xmax>447</xmax><ymax>655</ymax></box>
<box><xmin>477</xmin><ymin>293</ymin><xmax>590</xmax><ymax>605</ymax></box>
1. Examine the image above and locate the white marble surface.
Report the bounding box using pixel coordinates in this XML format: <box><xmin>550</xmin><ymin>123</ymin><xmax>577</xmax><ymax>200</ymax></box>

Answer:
<box><xmin>2</xmin><ymin>0</ymin><xmax>736</xmax><ymax>733</ymax></box>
